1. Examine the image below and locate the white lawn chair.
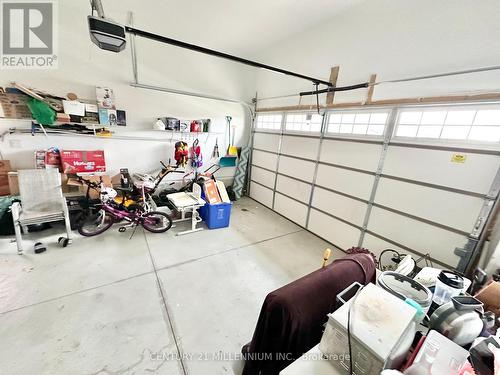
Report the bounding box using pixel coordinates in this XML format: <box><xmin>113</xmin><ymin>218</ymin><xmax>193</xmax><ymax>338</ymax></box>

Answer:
<box><xmin>11</xmin><ymin>169</ymin><xmax>72</xmax><ymax>254</ymax></box>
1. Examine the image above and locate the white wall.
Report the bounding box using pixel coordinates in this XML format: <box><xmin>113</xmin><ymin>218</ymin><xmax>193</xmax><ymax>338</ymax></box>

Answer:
<box><xmin>0</xmin><ymin>0</ymin><xmax>256</xmax><ymax>180</ymax></box>
<box><xmin>254</xmin><ymin>0</ymin><xmax>500</xmax><ymax>107</ymax></box>
<box><xmin>3</xmin><ymin>0</ymin><xmax>500</xmax><ymax>183</ymax></box>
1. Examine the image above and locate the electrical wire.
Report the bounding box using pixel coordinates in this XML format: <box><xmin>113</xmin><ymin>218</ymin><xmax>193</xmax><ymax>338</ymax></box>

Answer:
<box><xmin>378</xmin><ymin>248</ymin><xmax>401</xmax><ymax>271</ymax></box>
<box><xmin>347</xmin><ymin>300</ymin><xmax>354</xmax><ymax>375</ymax></box>
<box><xmin>347</xmin><ymin>287</ymin><xmax>362</xmax><ymax>375</ymax></box>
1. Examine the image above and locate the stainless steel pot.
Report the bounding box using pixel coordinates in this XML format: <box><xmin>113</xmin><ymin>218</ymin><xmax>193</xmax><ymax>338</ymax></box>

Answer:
<box><xmin>429</xmin><ymin>296</ymin><xmax>484</xmax><ymax>346</ymax></box>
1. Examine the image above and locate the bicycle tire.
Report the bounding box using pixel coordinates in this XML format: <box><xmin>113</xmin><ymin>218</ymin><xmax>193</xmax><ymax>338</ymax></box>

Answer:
<box><xmin>142</xmin><ymin>211</ymin><xmax>173</xmax><ymax>233</ymax></box>
<box><xmin>78</xmin><ymin>210</ymin><xmax>114</xmax><ymax>237</ymax></box>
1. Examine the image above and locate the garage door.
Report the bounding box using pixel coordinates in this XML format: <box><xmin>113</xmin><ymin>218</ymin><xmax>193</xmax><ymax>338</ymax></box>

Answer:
<box><xmin>249</xmin><ymin>104</ymin><xmax>500</xmax><ymax>272</ymax></box>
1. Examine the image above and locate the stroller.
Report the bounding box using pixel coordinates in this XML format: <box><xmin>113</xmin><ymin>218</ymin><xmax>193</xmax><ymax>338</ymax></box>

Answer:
<box><xmin>156</xmin><ymin>164</ymin><xmax>220</xmax><ymax>208</ymax></box>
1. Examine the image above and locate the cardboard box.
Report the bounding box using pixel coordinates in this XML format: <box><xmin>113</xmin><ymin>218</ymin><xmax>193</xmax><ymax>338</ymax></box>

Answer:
<box><xmin>0</xmin><ymin>93</ymin><xmax>32</xmax><ymax>119</ymax></box>
<box><xmin>203</xmin><ymin>180</ymin><xmax>222</xmax><ymax>204</ymax></box>
<box><xmin>475</xmin><ymin>281</ymin><xmax>500</xmax><ymax>322</ymax></box>
<box><xmin>7</xmin><ymin>172</ymin><xmax>19</xmax><ymax>195</ymax></box>
<box><xmin>0</xmin><ymin>160</ymin><xmax>10</xmax><ymax>173</ymax></box>
<box><xmin>60</xmin><ymin>150</ymin><xmax>106</xmax><ymax>174</ymax></box>
<box><xmin>0</xmin><ymin>160</ymin><xmax>12</xmax><ymax>196</ymax></box>
<box><xmin>56</xmin><ymin>113</ymin><xmax>71</xmax><ymax>123</ymax></box>
<box><xmin>35</xmin><ymin>150</ymin><xmax>46</xmax><ymax>169</ymax></box>
<box><xmin>66</xmin><ymin>174</ymin><xmax>112</xmax><ymax>199</ymax></box>
<box><xmin>3</xmin><ymin>169</ymin><xmax>107</xmax><ymax>197</ymax></box>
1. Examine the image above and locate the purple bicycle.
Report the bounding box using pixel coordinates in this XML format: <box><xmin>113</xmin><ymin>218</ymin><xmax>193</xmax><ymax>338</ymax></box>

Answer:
<box><xmin>77</xmin><ymin>180</ymin><xmax>172</xmax><ymax>237</ymax></box>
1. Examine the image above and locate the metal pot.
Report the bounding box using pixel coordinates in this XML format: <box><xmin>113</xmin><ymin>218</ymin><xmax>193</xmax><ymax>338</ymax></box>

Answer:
<box><xmin>429</xmin><ymin>296</ymin><xmax>484</xmax><ymax>346</ymax></box>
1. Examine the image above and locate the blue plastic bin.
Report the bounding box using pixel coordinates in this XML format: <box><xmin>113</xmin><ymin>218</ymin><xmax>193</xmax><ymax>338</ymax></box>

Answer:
<box><xmin>200</xmin><ymin>202</ymin><xmax>232</xmax><ymax>229</ymax></box>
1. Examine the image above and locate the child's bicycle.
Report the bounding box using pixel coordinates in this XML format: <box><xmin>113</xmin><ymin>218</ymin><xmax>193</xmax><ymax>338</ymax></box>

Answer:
<box><xmin>73</xmin><ymin>161</ymin><xmax>179</xmax><ymax>237</ymax></box>
<box><xmin>77</xmin><ymin>181</ymin><xmax>172</xmax><ymax>237</ymax></box>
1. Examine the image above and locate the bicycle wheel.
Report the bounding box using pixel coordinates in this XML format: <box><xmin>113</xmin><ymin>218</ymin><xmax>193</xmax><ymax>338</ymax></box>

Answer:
<box><xmin>142</xmin><ymin>211</ymin><xmax>173</xmax><ymax>233</ymax></box>
<box><xmin>78</xmin><ymin>209</ymin><xmax>114</xmax><ymax>237</ymax></box>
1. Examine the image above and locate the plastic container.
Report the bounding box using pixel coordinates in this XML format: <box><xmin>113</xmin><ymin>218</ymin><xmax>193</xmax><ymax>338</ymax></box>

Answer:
<box><xmin>219</xmin><ymin>156</ymin><xmax>237</xmax><ymax>167</ymax></box>
<box><xmin>407</xmin><ymin>330</ymin><xmax>469</xmax><ymax>374</ymax></box>
<box><xmin>432</xmin><ymin>271</ymin><xmax>464</xmax><ymax>305</ymax></box>
<box><xmin>377</xmin><ymin>271</ymin><xmax>433</xmax><ymax>314</ymax></box>
<box><xmin>404</xmin><ymin>340</ymin><xmax>439</xmax><ymax>375</ymax></box>
<box><xmin>199</xmin><ymin>202</ymin><xmax>232</xmax><ymax>229</ymax></box>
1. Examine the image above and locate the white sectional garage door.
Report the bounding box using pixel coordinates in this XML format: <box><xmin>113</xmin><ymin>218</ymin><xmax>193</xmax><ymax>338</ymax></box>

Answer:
<box><xmin>249</xmin><ymin>106</ymin><xmax>500</xmax><ymax>272</ymax></box>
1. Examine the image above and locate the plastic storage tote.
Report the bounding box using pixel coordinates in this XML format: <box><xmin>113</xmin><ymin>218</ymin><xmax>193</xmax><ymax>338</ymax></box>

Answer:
<box><xmin>199</xmin><ymin>202</ymin><xmax>232</xmax><ymax>229</ymax></box>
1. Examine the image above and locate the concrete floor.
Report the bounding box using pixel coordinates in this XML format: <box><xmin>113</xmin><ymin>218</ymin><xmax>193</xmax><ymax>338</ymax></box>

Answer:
<box><xmin>0</xmin><ymin>197</ymin><xmax>342</xmax><ymax>375</ymax></box>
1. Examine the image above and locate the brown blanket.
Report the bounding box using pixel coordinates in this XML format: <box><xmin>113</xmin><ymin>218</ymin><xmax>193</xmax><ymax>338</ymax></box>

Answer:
<box><xmin>242</xmin><ymin>253</ymin><xmax>376</xmax><ymax>375</ymax></box>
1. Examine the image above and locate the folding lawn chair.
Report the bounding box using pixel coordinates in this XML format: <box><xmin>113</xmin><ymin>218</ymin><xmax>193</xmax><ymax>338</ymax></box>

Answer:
<box><xmin>11</xmin><ymin>169</ymin><xmax>72</xmax><ymax>254</ymax></box>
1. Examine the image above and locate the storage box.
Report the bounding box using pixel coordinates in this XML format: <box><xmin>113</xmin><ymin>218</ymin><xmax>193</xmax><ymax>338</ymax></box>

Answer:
<box><xmin>0</xmin><ymin>93</ymin><xmax>32</xmax><ymax>119</ymax></box>
<box><xmin>203</xmin><ymin>180</ymin><xmax>222</xmax><ymax>204</ymax></box>
<box><xmin>66</xmin><ymin>174</ymin><xmax>111</xmax><ymax>199</ymax></box>
<box><xmin>4</xmin><ymin>170</ymin><xmax>95</xmax><ymax>197</ymax></box>
<box><xmin>45</xmin><ymin>148</ymin><xmax>61</xmax><ymax>171</ymax></box>
<box><xmin>7</xmin><ymin>172</ymin><xmax>19</xmax><ymax>195</ymax></box>
<box><xmin>319</xmin><ymin>283</ymin><xmax>417</xmax><ymax>374</ymax></box>
<box><xmin>60</xmin><ymin>150</ymin><xmax>106</xmax><ymax>173</ymax></box>
<box><xmin>0</xmin><ymin>160</ymin><xmax>12</xmax><ymax>196</ymax></box>
<box><xmin>199</xmin><ymin>202</ymin><xmax>232</xmax><ymax>229</ymax></box>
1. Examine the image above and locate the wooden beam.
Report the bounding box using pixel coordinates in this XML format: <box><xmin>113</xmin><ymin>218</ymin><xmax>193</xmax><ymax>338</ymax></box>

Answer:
<box><xmin>371</xmin><ymin>93</ymin><xmax>500</xmax><ymax>106</ymax></box>
<box><xmin>256</xmin><ymin>92</ymin><xmax>500</xmax><ymax>112</ymax></box>
<box><xmin>325</xmin><ymin>66</ymin><xmax>339</xmax><ymax>105</ymax></box>
<box><xmin>365</xmin><ymin>74</ymin><xmax>377</xmax><ymax>104</ymax></box>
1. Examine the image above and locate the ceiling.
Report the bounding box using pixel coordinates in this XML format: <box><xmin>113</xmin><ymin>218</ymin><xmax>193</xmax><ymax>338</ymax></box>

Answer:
<box><xmin>100</xmin><ymin>0</ymin><xmax>362</xmax><ymax>56</ymax></box>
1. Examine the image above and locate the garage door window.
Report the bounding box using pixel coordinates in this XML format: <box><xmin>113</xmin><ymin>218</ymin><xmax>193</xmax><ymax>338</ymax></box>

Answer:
<box><xmin>395</xmin><ymin>106</ymin><xmax>500</xmax><ymax>142</ymax></box>
<box><xmin>255</xmin><ymin>114</ymin><xmax>283</xmax><ymax>130</ymax></box>
<box><xmin>327</xmin><ymin>111</ymin><xmax>389</xmax><ymax>136</ymax></box>
<box><xmin>285</xmin><ymin>113</ymin><xmax>322</xmax><ymax>132</ymax></box>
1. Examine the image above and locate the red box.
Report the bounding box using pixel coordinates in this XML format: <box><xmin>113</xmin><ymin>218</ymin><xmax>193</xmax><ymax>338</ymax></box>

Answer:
<box><xmin>60</xmin><ymin>150</ymin><xmax>106</xmax><ymax>173</ymax></box>
<box><xmin>45</xmin><ymin>148</ymin><xmax>61</xmax><ymax>171</ymax></box>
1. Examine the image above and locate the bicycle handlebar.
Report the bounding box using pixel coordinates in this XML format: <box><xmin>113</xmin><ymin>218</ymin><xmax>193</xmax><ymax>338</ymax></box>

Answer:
<box><xmin>70</xmin><ymin>174</ymin><xmax>101</xmax><ymax>190</ymax></box>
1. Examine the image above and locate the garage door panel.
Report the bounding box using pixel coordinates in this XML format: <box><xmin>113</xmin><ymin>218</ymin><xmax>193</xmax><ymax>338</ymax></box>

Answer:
<box><xmin>251</xmin><ymin>166</ymin><xmax>275</xmax><ymax>189</ymax></box>
<box><xmin>383</xmin><ymin>147</ymin><xmax>500</xmax><ymax>194</ymax></box>
<box><xmin>362</xmin><ymin>234</ymin><xmax>424</xmax><ymax>264</ymax></box>
<box><xmin>252</xmin><ymin>150</ymin><xmax>278</xmax><ymax>170</ymax></box>
<box><xmin>281</xmin><ymin>135</ymin><xmax>320</xmax><ymax>161</ymax></box>
<box><xmin>367</xmin><ymin>207</ymin><xmax>466</xmax><ymax>267</ymax></box>
<box><xmin>320</xmin><ymin>139</ymin><xmax>383</xmax><ymax>172</ymax></box>
<box><xmin>276</xmin><ymin>175</ymin><xmax>311</xmax><ymax>203</ymax></box>
<box><xmin>315</xmin><ymin>164</ymin><xmax>374</xmax><ymax>200</ymax></box>
<box><xmin>375</xmin><ymin>178</ymin><xmax>483</xmax><ymax>232</ymax></box>
<box><xmin>312</xmin><ymin>187</ymin><xmax>367</xmax><ymax>226</ymax></box>
<box><xmin>308</xmin><ymin>209</ymin><xmax>361</xmax><ymax>250</ymax></box>
<box><xmin>253</xmin><ymin>133</ymin><xmax>281</xmax><ymax>153</ymax></box>
<box><xmin>274</xmin><ymin>193</ymin><xmax>308</xmax><ymax>227</ymax></box>
<box><xmin>278</xmin><ymin>156</ymin><xmax>316</xmax><ymax>182</ymax></box>
<box><xmin>250</xmin><ymin>182</ymin><xmax>273</xmax><ymax>208</ymax></box>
